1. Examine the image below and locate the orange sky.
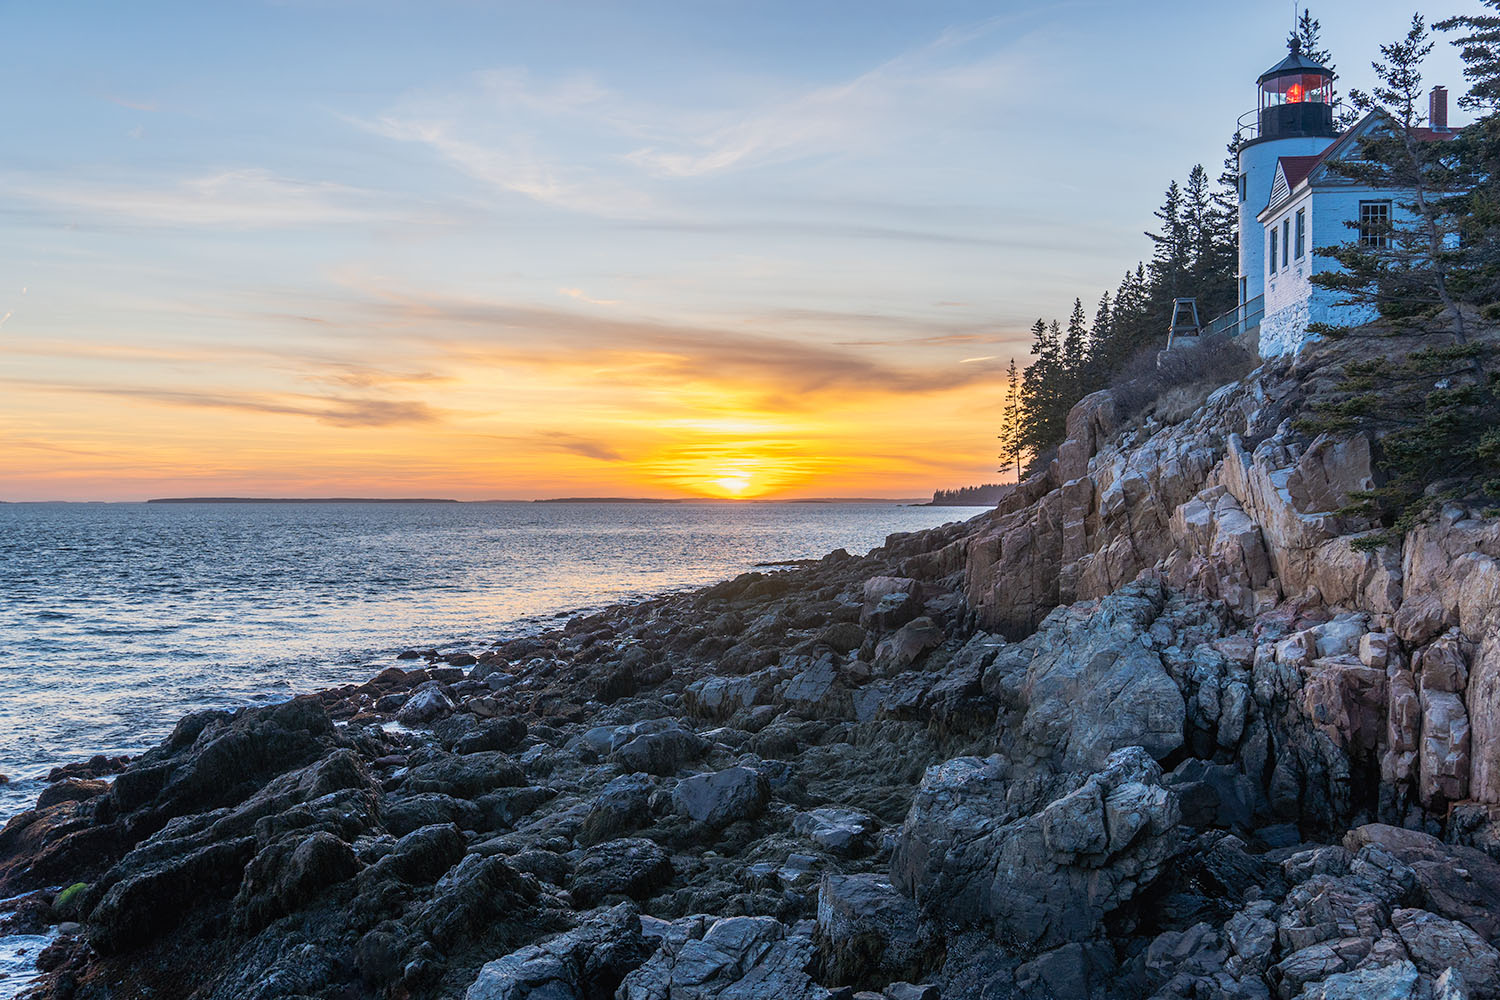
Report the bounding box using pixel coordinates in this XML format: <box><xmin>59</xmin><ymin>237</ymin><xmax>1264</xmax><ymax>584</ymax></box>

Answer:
<box><xmin>1</xmin><ymin>283</ymin><xmax>1016</xmax><ymax>500</ymax></box>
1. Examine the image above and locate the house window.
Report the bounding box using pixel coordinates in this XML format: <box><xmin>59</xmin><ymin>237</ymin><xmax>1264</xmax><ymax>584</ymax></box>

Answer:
<box><xmin>1359</xmin><ymin>201</ymin><xmax>1392</xmax><ymax>248</ymax></box>
<box><xmin>1270</xmin><ymin>228</ymin><xmax>1278</xmax><ymax>274</ymax></box>
<box><xmin>1295</xmin><ymin>209</ymin><xmax>1306</xmax><ymax>259</ymax></box>
<box><xmin>1282</xmin><ymin>219</ymin><xmax>1292</xmax><ymax>269</ymax></box>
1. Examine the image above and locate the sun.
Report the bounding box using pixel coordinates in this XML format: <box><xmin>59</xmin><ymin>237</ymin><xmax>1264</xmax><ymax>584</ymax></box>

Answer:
<box><xmin>713</xmin><ymin>473</ymin><xmax>753</xmax><ymax>496</ymax></box>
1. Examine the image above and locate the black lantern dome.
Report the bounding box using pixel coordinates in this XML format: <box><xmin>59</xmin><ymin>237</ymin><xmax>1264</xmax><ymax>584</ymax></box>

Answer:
<box><xmin>1256</xmin><ymin>38</ymin><xmax>1336</xmax><ymax>141</ymax></box>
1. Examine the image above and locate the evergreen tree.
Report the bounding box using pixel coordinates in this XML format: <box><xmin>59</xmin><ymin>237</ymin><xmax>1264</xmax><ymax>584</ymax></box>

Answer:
<box><xmin>1299</xmin><ymin>342</ymin><xmax>1500</xmax><ymax>547</ymax></box>
<box><xmin>1184</xmin><ymin>163</ymin><xmax>1238</xmax><ymax>319</ymax></box>
<box><xmin>1020</xmin><ymin>318</ymin><xmax>1068</xmax><ymax>458</ymax></box>
<box><xmin>1091</xmin><ymin>291</ymin><xmax>1112</xmax><ymax>345</ymax></box>
<box><xmin>1290</xmin><ymin>9</ymin><xmax>1334</xmax><ymax>73</ymax></box>
<box><xmin>1298</xmin><ymin>14</ymin><xmax>1500</xmax><ymax>544</ymax></box>
<box><xmin>1147</xmin><ymin>181</ymin><xmax>1191</xmax><ymax>310</ymax></box>
<box><xmin>1291</xmin><ymin>8</ymin><xmax>1359</xmax><ymax>129</ymax></box>
<box><xmin>1438</xmin><ymin>3</ymin><xmax>1500</xmax><ymax>306</ymax></box>
<box><xmin>1311</xmin><ymin>14</ymin><xmax>1470</xmax><ymax>338</ymax></box>
<box><xmin>1439</xmin><ymin>2</ymin><xmax>1500</xmax><ymax>112</ymax></box>
<box><xmin>997</xmin><ymin>357</ymin><xmax>1024</xmax><ymax>479</ymax></box>
<box><xmin>1063</xmin><ymin>297</ymin><xmax>1089</xmax><ymax>397</ymax></box>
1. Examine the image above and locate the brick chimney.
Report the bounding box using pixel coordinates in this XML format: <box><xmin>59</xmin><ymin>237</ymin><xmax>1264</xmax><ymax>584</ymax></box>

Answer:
<box><xmin>1431</xmin><ymin>86</ymin><xmax>1449</xmax><ymax>131</ymax></box>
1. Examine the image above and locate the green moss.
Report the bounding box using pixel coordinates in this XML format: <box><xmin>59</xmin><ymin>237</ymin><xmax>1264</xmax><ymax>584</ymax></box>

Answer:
<box><xmin>53</xmin><ymin>882</ymin><xmax>88</xmax><ymax>916</ymax></box>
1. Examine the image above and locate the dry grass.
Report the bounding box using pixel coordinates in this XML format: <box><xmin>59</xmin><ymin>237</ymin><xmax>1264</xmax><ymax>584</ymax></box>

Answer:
<box><xmin>1111</xmin><ymin>335</ymin><xmax>1257</xmax><ymax>424</ymax></box>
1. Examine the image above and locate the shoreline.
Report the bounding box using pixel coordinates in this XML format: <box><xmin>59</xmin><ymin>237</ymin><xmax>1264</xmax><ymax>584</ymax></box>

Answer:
<box><xmin>0</xmin><ymin>517</ymin><xmax>983</xmax><ymax>997</ymax></box>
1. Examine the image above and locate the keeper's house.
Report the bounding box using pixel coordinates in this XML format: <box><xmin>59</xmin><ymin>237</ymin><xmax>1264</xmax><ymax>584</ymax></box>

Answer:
<box><xmin>1226</xmin><ymin>39</ymin><xmax>1459</xmax><ymax>357</ymax></box>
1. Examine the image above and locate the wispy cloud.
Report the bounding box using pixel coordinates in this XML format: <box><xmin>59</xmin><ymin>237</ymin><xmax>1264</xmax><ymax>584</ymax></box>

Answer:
<box><xmin>10</xmin><ymin>381</ymin><xmax>442</xmax><ymax>428</ymax></box>
<box><xmin>345</xmin><ymin>284</ymin><xmax>1009</xmax><ymax>405</ymax></box>
<box><xmin>355</xmin><ymin>69</ymin><xmax>654</xmax><ymax>217</ymax></box>
<box><xmin>558</xmin><ymin>287</ymin><xmax>620</xmax><ymax>307</ymax></box>
<box><xmin>356</xmin><ymin>16</ymin><xmax>1040</xmax><ymax>220</ymax></box>
<box><xmin>540</xmin><ymin>432</ymin><xmax>626</xmax><ymax>462</ymax></box>
<box><xmin>12</xmin><ymin>168</ymin><xmax>414</xmax><ymax>229</ymax></box>
<box><xmin>625</xmin><ymin>21</ymin><xmax>1036</xmax><ymax>177</ymax></box>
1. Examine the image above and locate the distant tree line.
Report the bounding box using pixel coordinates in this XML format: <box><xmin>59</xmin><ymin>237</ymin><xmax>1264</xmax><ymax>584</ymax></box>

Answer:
<box><xmin>929</xmin><ymin>484</ymin><xmax>1013</xmax><ymax>506</ymax></box>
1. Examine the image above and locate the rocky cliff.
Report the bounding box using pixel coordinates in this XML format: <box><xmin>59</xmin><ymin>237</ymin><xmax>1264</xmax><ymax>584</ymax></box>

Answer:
<box><xmin>2</xmin><ymin>331</ymin><xmax>1499</xmax><ymax>1000</ymax></box>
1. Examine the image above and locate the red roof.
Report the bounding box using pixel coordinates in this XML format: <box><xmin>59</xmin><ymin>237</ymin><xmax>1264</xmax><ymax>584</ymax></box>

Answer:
<box><xmin>1263</xmin><ymin>117</ymin><xmax>1464</xmax><ymax>220</ymax></box>
<box><xmin>1278</xmin><ymin>154</ymin><xmax>1323</xmax><ymax>188</ymax></box>
<box><xmin>1273</xmin><ymin>124</ymin><xmax>1460</xmax><ymax>200</ymax></box>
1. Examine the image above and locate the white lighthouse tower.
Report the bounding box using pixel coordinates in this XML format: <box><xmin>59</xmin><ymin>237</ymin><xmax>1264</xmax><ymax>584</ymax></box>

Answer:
<box><xmin>1236</xmin><ymin>39</ymin><xmax>1338</xmax><ymax>324</ymax></box>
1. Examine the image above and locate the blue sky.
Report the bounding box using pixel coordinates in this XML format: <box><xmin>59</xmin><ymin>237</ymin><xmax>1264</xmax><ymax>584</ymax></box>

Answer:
<box><xmin>0</xmin><ymin>1</ymin><xmax>1483</xmax><ymax>500</ymax></box>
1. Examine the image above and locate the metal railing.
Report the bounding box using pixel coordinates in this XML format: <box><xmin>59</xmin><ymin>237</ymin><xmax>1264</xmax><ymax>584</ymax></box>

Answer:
<box><xmin>1202</xmin><ymin>295</ymin><xmax>1264</xmax><ymax>339</ymax></box>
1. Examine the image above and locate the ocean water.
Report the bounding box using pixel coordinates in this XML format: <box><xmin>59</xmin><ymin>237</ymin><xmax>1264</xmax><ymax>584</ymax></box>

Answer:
<box><xmin>0</xmin><ymin>501</ymin><xmax>985</xmax><ymax>826</ymax></box>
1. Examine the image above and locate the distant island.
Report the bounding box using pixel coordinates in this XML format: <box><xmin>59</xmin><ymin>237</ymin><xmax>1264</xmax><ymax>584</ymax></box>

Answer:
<box><xmin>145</xmin><ymin>497</ymin><xmax>461</xmax><ymax>504</ymax></box>
<box><xmin>925</xmin><ymin>483</ymin><xmax>1014</xmax><ymax>506</ymax></box>
<box><xmin>532</xmin><ymin>497</ymin><xmax>684</xmax><ymax>504</ymax></box>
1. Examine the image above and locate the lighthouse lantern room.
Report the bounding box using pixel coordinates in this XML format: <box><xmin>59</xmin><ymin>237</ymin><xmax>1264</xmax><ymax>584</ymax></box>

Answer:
<box><xmin>1256</xmin><ymin>40</ymin><xmax>1336</xmax><ymax>140</ymax></box>
<box><xmin>1236</xmin><ymin>38</ymin><xmax>1339</xmax><ymax>336</ymax></box>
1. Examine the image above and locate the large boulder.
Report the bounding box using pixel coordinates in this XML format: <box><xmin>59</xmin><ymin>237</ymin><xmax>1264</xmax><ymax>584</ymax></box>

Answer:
<box><xmin>1391</xmin><ymin>908</ymin><xmax>1500</xmax><ymax>996</ymax></box>
<box><xmin>397</xmin><ymin>751</ymin><xmax>525</xmax><ymax>798</ymax></box>
<box><xmin>618</xmin><ymin>915</ymin><xmax>829</xmax><ymax>1000</ymax></box>
<box><xmin>465</xmin><ymin>902</ymin><xmax>651</xmax><ymax>1000</ymax></box>
<box><xmin>571</xmin><ymin>838</ymin><xmax>674</xmax><ymax>906</ymax></box>
<box><xmin>872</xmin><ymin>618</ymin><xmax>944</xmax><ymax>675</ymax></box>
<box><xmin>792</xmin><ymin>808</ymin><xmax>878</xmax><ymax>857</ymax></box>
<box><xmin>891</xmin><ymin>746</ymin><xmax>1181</xmax><ymax>951</ymax></box>
<box><xmin>397</xmin><ymin>686</ymin><xmax>456</xmax><ymax>725</ymax></box>
<box><xmin>672</xmin><ymin>767</ymin><xmax>769</xmax><ymax>828</ymax></box>
<box><xmin>982</xmin><ymin>581</ymin><xmax>1185</xmax><ymax>770</ymax></box>
<box><xmin>579</xmin><ymin>773</ymin><xmax>657</xmax><ymax>848</ymax></box>
<box><xmin>816</xmin><ymin>873</ymin><xmax>933</xmax><ymax>986</ymax></box>
<box><xmin>88</xmin><ymin>835</ymin><xmax>259</xmax><ymax>952</ymax></box>
<box><xmin>101</xmin><ymin>698</ymin><xmax>342</xmax><ymax>837</ymax></box>
<box><xmin>232</xmin><ymin>829</ymin><xmax>359</xmax><ymax>930</ymax></box>
<box><xmin>611</xmin><ymin>723</ymin><xmax>708</xmax><ymax>777</ymax></box>
<box><xmin>1344</xmin><ymin>825</ymin><xmax>1500</xmax><ymax>942</ymax></box>
<box><xmin>861</xmin><ymin>577</ymin><xmax>925</xmax><ymax>631</ymax></box>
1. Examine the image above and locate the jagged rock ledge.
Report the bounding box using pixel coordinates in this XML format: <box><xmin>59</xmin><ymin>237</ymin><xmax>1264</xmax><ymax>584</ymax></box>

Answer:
<box><xmin>2</xmin><ymin>332</ymin><xmax>1499</xmax><ymax>1000</ymax></box>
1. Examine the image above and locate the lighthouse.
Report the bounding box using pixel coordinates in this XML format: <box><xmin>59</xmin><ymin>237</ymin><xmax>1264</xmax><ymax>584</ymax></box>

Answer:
<box><xmin>1235</xmin><ymin>39</ymin><xmax>1337</xmax><ymax>321</ymax></box>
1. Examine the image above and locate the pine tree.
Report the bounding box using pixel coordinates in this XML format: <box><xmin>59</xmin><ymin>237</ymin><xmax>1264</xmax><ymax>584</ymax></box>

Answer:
<box><xmin>997</xmin><ymin>357</ymin><xmax>1025</xmax><ymax>479</ymax></box>
<box><xmin>1184</xmin><ymin>163</ymin><xmax>1237</xmax><ymax>320</ymax></box>
<box><xmin>1438</xmin><ymin>3</ymin><xmax>1500</xmax><ymax>306</ymax></box>
<box><xmin>1020</xmin><ymin>318</ymin><xmax>1068</xmax><ymax>460</ymax></box>
<box><xmin>1290</xmin><ymin>9</ymin><xmax>1334</xmax><ymax>73</ymax></box>
<box><xmin>1297</xmin><ymin>13</ymin><xmax>1500</xmax><ymax>545</ymax></box>
<box><xmin>1299</xmin><ymin>343</ymin><xmax>1500</xmax><ymax>547</ymax></box>
<box><xmin>1439</xmin><ymin>2</ymin><xmax>1500</xmax><ymax>112</ymax></box>
<box><xmin>1147</xmin><ymin>181</ymin><xmax>1191</xmax><ymax>307</ymax></box>
<box><xmin>1091</xmin><ymin>292</ymin><xmax>1112</xmax><ymax>345</ymax></box>
<box><xmin>1311</xmin><ymin>15</ymin><xmax>1470</xmax><ymax>338</ymax></box>
<box><xmin>1291</xmin><ymin>8</ymin><xmax>1358</xmax><ymax>129</ymax></box>
<box><xmin>1063</xmin><ymin>297</ymin><xmax>1089</xmax><ymax>398</ymax></box>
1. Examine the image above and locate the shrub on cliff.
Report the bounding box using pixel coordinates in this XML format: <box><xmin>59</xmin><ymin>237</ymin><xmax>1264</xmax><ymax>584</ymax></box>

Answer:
<box><xmin>1300</xmin><ymin>337</ymin><xmax>1500</xmax><ymax>547</ymax></box>
<box><xmin>1108</xmin><ymin>335</ymin><xmax>1256</xmax><ymax>426</ymax></box>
